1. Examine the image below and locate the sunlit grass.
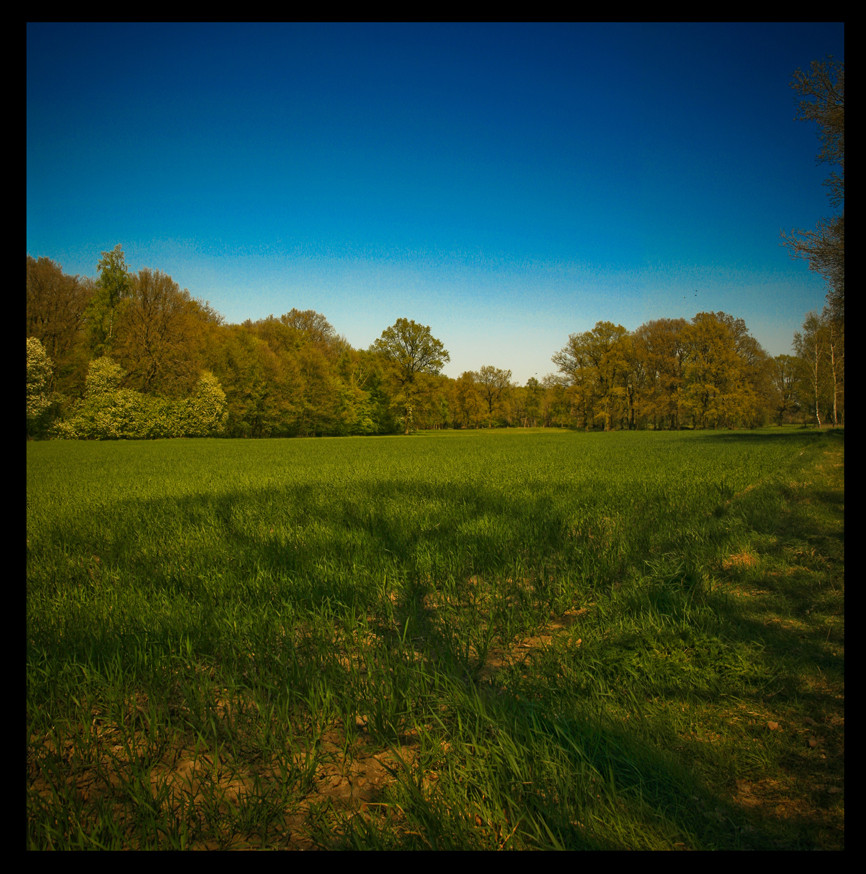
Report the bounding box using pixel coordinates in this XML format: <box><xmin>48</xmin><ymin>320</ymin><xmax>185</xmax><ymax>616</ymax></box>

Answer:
<box><xmin>27</xmin><ymin>427</ymin><xmax>843</xmax><ymax>850</ymax></box>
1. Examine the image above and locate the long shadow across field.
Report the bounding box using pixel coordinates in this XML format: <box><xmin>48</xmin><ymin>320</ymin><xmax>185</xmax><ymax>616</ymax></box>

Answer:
<box><xmin>28</xmin><ymin>432</ymin><xmax>844</xmax><ymax>850</ymax></box>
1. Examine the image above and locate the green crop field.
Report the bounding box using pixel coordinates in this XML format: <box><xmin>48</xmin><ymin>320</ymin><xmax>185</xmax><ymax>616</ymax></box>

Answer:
<box><xmin>26</xmin><ymin>427</ymin><xmax>844</xmax><ymax>850</ymax></box>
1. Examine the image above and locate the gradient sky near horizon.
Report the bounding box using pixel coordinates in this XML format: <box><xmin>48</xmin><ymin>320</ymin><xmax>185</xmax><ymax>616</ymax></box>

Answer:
<box><xmin>27</xmin><ymin>21</ymin><xmax>844</xmax><ymax>384</ymax></box>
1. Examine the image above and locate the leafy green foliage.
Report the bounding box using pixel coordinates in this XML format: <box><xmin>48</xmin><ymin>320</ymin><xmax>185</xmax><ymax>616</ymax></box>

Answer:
<box><xmin>178</xmin><ymin>371</ymin><xmax>229</xmax><ymax>437</ymax></box>
<box><xmin>26</xmin><ymin>338</ymin><xmax>54</xmax><ymax>436</ymax></box>
<box><xmin>372</xmin><ymin>317</ymin><xmax>450</xmax><ymax>385</ymax></box>
<box><xmin>84</xmin><ymin>245</ymin><xmax>133</xmax><ymax>356</ymax></box>
<box><xmin>27</xmin><ymin>248</ymin><xmax>842</xmax><ymax>438</ymax></box>
<box><xmin>54</xmin><ymin>357</ymin><xmax>228</xmax><ymax>439</ymax></box>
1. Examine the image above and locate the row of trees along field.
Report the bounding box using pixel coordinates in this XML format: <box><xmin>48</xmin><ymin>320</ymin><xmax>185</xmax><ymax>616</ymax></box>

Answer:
<box><xmin>26</xmin><ymin>245</ymin><xmax>842</xmax><ymax>439</ymax></box>
<box><xmin>27</xmin><ymin>58</ymin><xmax>842</xmax><ymax>439</ymax></box>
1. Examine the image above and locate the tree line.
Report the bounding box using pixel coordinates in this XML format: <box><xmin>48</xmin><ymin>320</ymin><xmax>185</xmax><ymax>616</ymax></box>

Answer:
<box><xmin>26</xmin><ymin>58</ymin><xmax>843</xmax><ymax>439</ymax></box>
<box><xmin>25</xmin><ymin>246</ymin><xmax>842</xmax><ymax>439</ymax></box>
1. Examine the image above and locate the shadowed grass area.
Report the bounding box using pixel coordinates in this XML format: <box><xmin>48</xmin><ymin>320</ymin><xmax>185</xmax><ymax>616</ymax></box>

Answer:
<box><xmin>27</xmin><ymin>427</ymin><xmax>843</xmax><ymax>849</ymax></box>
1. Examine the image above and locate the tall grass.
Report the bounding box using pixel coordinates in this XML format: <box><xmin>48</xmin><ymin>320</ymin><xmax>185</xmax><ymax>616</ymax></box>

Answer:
<box><xmin>27</xmin><ymin>427</ymin><xmax>844</xmax><ymax>849</ymax></box>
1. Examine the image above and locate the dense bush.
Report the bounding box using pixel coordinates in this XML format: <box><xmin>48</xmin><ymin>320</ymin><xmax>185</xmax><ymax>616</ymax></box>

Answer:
<box><xmin>52</xmin><ymin>357</ymin><xmax>228</xmax><ymax>440</ymax></box>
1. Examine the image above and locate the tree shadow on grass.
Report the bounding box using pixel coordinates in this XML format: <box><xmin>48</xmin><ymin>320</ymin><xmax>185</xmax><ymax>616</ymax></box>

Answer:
<box><xmin>28</xmin><ymin>435</ymin><xmax>844</xmax><ymax>850</ymax></box>
<box><xmin>694</xmin><ymin>427</ymin><xmax>842</xmax><ymax>443</ymax></box>
<box><xmin>568</xmin><ymin>459</ymin><xmax>844</xmax><ymax>849</ymax></box>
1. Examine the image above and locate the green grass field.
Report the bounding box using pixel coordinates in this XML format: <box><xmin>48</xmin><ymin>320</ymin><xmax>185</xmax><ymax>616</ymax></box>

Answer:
<box><xmin>26</xmin><ymin>427</ymin><xmax>844</xmax><ymax>850</ymax></box>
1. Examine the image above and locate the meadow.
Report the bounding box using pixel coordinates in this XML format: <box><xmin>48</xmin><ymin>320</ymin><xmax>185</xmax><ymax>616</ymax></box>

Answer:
<box><xmin>26</xmin><ymin>427</ymin><xmax>844</xmax><ymax>850</ymax></box>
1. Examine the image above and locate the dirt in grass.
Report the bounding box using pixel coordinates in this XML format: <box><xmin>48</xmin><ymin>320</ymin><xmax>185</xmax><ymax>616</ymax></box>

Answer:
<box><xmin>28</xmin><ymin>582</ymin><xmax>844</xmax><ymax>850</ymax></box>
<box><xmin>28</xmin><ymin>440</ymin><xmax>844</xmax><ymax>849</ymax></box>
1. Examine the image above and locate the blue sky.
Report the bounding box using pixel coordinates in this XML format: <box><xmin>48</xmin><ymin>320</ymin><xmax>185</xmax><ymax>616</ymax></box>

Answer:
<box><xmin>27</xmin><ymin>22</ymin><xmax>844</xmax><ymax>384</ymax></box>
